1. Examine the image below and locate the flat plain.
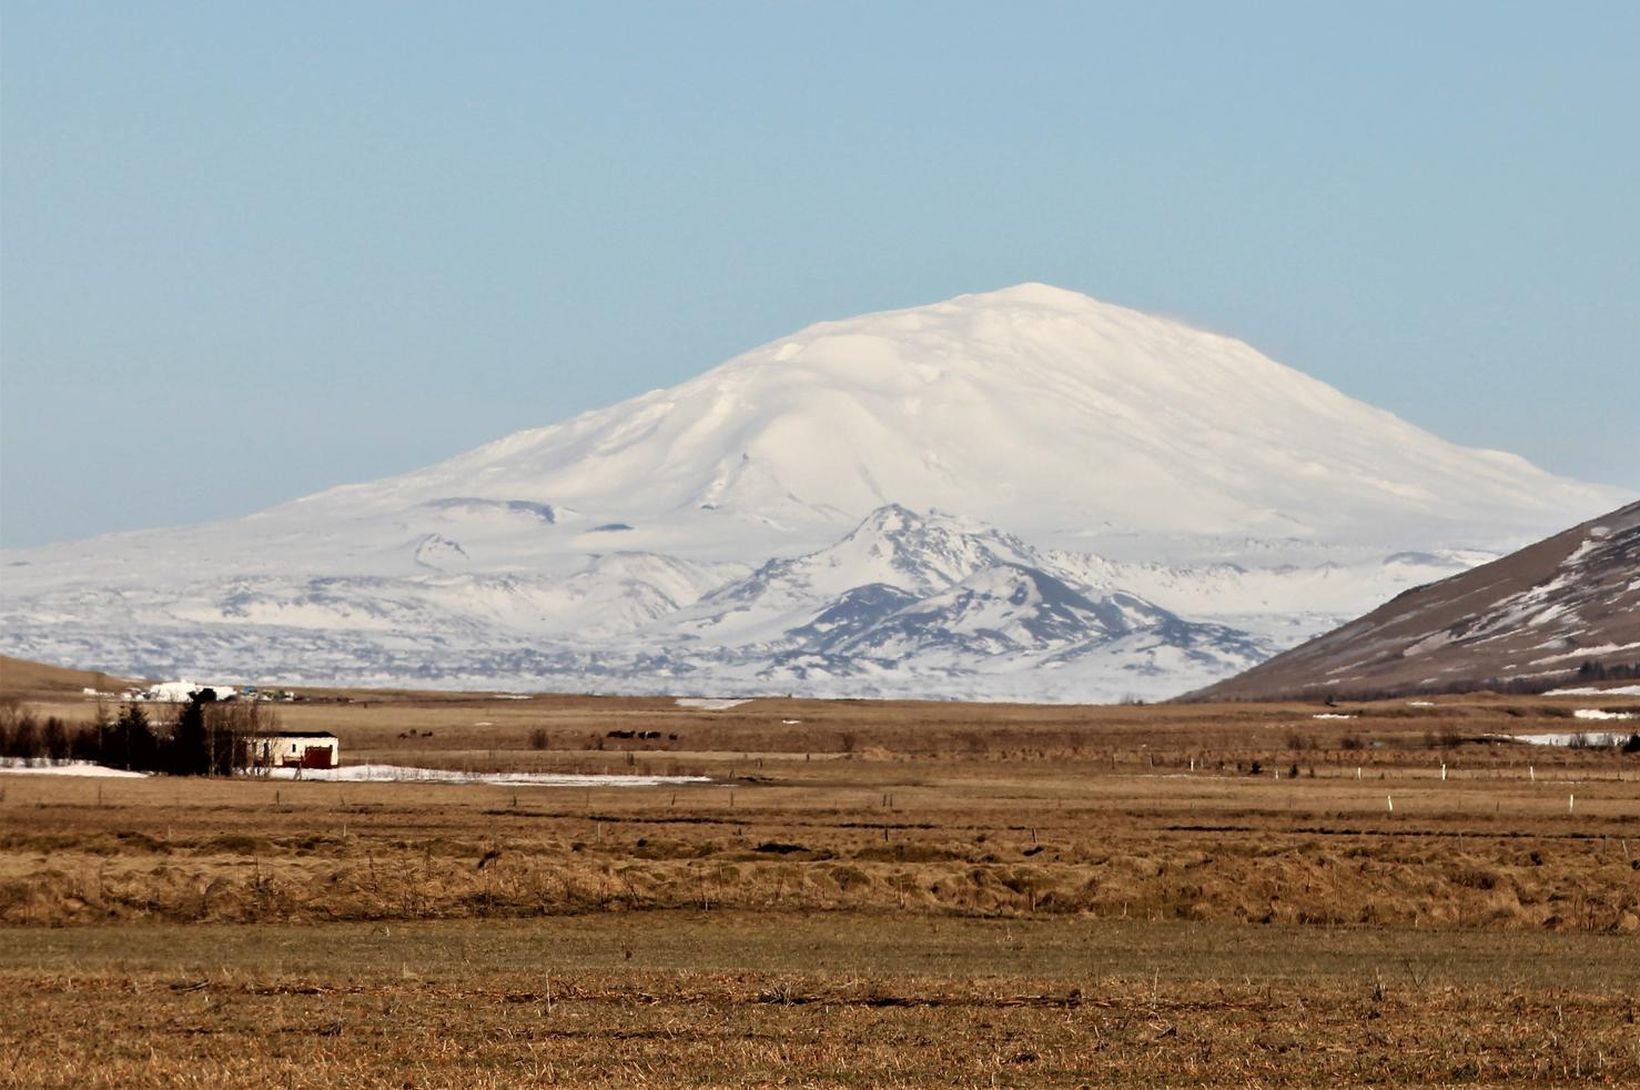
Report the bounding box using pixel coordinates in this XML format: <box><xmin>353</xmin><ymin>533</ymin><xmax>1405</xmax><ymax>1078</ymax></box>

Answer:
<box><xmin>1</xmin><ymin>673</ymin><xmax>1637</xmax><ymax>1087</ymax></box>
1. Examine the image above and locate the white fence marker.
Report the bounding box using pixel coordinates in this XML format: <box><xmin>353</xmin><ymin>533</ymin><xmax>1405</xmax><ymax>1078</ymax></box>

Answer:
<box><xmin>1386</xmin><ymin>795</ymin><xmax>1394</xmax><ymax>813</ymax></box>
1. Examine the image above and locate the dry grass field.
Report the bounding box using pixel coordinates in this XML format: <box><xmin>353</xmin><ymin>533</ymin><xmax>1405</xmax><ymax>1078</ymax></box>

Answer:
<box><xmin>4</xmin><ymin>915</ymin><xmax>1637</xmax><ymax>1088</ymax></box>
<box><xmin>1</xmin><ymin>665</ymin><xmax>1637</xmax><ymax>1086</ymax></box>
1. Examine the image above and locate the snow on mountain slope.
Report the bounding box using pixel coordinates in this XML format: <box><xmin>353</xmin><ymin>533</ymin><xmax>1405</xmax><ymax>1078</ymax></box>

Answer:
<box><xmin>725</xmin><ymin>514</ymin><xmax>1271</xmax><ymax>701</ymax></box>
<box><xmin>835</xmin><ymin>565</ymin><xmax>1158</xmax><ymax>658</ymax></box>
<box><xmin>267</xmin><ymin>281</ymin><xmax>1622</xmax><ymax>555</ymax></box>
<box><xmin>0</xmin><ymin>505</ymin><xmax>1271</xmax><ymax>702</ymax></box>
<box><xmin>670</xmin><ymin>507</ymin><xmax>1240</xmax><ymax>655</ymax></box>
<box><xmin>673</xmin><ymin>504</ymin><xmax>1040</xmax><ymax>643</ymax></box>
<box><xmin>1</xmin><ymin>283</ymin><xmax>1629</xmax><ymax>702</ymax></box>
<box><xmin>1044</xmin><ymin>546</ymin><xmax>1501</xmax><ymax>643</ymax></box>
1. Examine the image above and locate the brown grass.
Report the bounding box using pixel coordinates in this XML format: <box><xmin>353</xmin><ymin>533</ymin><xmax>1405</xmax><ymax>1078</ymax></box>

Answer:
<box><xmin>1</xmin><ymin>680</ymin><xmax>1637</xmax><ymax>1085</ymax></box>
<box><xmin>2</xmin><ymin>915</ymin><xmax>1637</xmax><ymax>1088</ymax></box>
<box><xmin>0</xmin><ymin>654</ymin><xmax>138</xmax><ymax>700</ymax></box>
<box><xmin>1</xmin><ymin>765</ymin><xmax>1636</xmax><ymax>931</ymax></box>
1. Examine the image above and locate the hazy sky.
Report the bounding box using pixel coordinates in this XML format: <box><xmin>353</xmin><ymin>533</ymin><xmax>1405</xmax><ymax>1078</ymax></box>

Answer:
<box><xmin>3</xmin><ymin>1</ymin><xmax>1636</xmax><ymax>547</ymax></box>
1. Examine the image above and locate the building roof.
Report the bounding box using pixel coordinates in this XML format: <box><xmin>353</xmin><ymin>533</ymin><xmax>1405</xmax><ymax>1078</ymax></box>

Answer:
<box><xmin>248</xmin><ymin>731</ymin><xmax>339</xmax><ymax>739</ymax></box>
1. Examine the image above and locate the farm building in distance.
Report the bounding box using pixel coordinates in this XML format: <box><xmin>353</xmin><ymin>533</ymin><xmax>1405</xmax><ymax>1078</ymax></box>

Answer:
<box><xmin>246</xmin><ymin>731</ymin><xmax>339</xmax><ymax>771</ymax></box>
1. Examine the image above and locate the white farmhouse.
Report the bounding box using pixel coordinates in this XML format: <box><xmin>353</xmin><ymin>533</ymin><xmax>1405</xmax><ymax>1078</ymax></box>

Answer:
<box><xmin>245</xmin><ymin>731</ymin><xmax>339</xmax><ymax>770</ymax></box>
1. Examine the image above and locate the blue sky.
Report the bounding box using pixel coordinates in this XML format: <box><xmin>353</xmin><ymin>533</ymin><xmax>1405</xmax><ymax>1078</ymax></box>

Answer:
<box><xmin>3</xmin><ymin>1</ymin><xmax>1636</xmax><ymax>547</ymax></box>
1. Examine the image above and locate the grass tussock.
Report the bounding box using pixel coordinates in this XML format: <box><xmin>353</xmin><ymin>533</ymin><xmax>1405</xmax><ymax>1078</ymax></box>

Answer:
<box><xmin>1</xmin><ymin>774</ymin><xmax>1636</xmax><ymax>930</ymax></box>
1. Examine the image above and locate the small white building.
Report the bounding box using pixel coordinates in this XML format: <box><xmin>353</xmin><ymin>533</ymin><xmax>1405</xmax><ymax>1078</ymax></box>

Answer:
<box><xmin>245</xmin><ymin>731</ymin><xmax>339</xmax><ymax>770</ymax></box>
<box><xmin>142</xmin><ymin>679</ymin><xmax>238</xmax><ymax>703</ymax></box>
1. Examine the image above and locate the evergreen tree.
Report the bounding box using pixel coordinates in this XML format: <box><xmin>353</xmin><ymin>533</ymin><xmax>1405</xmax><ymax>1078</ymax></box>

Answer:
<box><xmin>6</xmin><ymin>715</ymin><xmax>39</xmax><ymax>760</ymax></box>
<box><xmin>42</xmin><ymin>717</ymin><xmax>69</xmax><ymax>760</ymax></box>
<box><xmin>107</xmin><ymin>703</ymin><xmax>157</xmax><ymax>771</ymax></box>
<box><xmin>168</xmin><ymin>692</ymin><xmax>213</xmax><ymax>776</ymax></box>
<box><xmin>70</xmin><ymin>722</ymin><xmax>101</xmax><ymax>761</ymax></box>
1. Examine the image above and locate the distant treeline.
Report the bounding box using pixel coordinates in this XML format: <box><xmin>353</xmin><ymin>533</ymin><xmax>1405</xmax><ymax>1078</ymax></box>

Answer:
<box><xmin>1576</xmin><ymin>660</ymin><xmax>1640</xmax><ymax>681</ymax></box>
<box><xmin>0</xmin><ymin>692</ymin><xmax>274</xmax><ymax>775</ymax></box>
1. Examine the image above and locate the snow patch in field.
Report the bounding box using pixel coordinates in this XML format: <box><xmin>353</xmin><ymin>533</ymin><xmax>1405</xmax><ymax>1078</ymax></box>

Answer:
<box><xmin>258</xmin><ymin>764</ymin><xmax>711</xmax><ymax>787</ymax></box>
<box><xmin>1573</xmin><ymin>708</ymin><xmax>1635</xmax><ymax>721</ymax></box>
<box><xmin>676</xmin><ymin>698</ymin><xmax>750</xmax><ymax>710</ymax></box>
<box><xmin>0</xmin><ymin>759</ymin><xmax>148</xmax><ymax>778</ymax></box>
<box><xmin>1312</xmin><ymin>713</ymin><xmax>1357</xmax><ymax>719</ymax></box>
<box><xmin>1511</xmin><ymin>732</ymin><xmax>1632</xmax><ymax>747</ymax></box>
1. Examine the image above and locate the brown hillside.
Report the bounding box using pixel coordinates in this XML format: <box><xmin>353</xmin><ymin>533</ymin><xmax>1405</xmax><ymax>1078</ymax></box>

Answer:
<box><xmin>1191</xmin><ymin>499</ymin><xmax>1640</xmax><ymax>701</ymax></box>
<box><xmin>0</xmin><ymin>654</ymin><xmax>140</xmax><ymax>700</ymax></box>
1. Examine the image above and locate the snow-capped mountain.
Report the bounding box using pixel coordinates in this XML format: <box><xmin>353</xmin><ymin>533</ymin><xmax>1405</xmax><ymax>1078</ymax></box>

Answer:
<box><xmin>2</xmin><ymin>284</ymin><xmax>1628</xmax><ymax>701</ymax></box>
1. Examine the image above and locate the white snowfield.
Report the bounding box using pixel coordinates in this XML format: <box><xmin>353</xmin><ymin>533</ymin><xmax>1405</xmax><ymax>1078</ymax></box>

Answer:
<box><xmin>1511</xmin><ymin>732</ymin><xmax>1635</xmax><ymax>748</ymax></box>
<box><xmin>0</xmin><ymin>759</ymin><xmax>148</xmax><ymax>778</ymax></box>
<box><xmin>0</xmin><ymin>758</ymin><xmax>711</xmax><ymax>787</ymax></box>
<box><xmin>258</xmin><ymin>764</ymin><xmax>711</xmax><ymax>788</ymax></box>
<box><xmin>1</xmin><ymin>284</ymin><xmax>1629</xmax><ymax>703</ymax></box>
